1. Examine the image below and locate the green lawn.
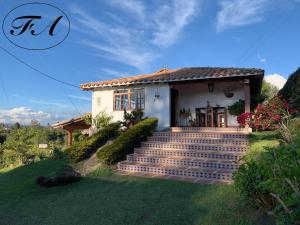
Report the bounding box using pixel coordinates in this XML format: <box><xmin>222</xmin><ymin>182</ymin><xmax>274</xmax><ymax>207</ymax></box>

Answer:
<box><xmin>246</xmin><ymin>131</ymin><xmax>281</xmax><ymax>161</ymax></box>
<box><xmin>0</xmin><ymin>159</ymin><xmax>273</xmax><ymax>225</ymax></box>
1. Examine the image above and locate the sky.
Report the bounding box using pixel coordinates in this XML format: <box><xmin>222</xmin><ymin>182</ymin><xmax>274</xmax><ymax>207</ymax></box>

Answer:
<box><xmin>0</xmin><ymin>0</ymin><xmax>299</xmax><ymax>125</ymax></box>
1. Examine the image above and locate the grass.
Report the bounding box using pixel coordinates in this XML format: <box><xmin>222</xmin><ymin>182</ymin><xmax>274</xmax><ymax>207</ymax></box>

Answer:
<box><xmin>245</xmin><ymin>131</ymin><xmax>281</xmax><ymax>161</ymax></box>
<box><xmin>0</xmin><ymin>159</ymin><xmax>274</xmax><ymax>225</ymax></box>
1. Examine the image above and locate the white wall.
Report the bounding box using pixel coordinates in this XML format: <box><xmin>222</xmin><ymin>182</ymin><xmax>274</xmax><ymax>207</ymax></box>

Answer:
<box><xmin>175</xmin><ymin>81</ymin><xmax>245</xmax><ymax>126</ymax></box>
<box><xmin>144</xmin><ymin>84</ymin><xmax>170</xmax><ymax>129</ymax></box>
<box><xmin>92</xmin><ymin>84</ymin><xmax>170</xmax><ymax>130</ymax></box>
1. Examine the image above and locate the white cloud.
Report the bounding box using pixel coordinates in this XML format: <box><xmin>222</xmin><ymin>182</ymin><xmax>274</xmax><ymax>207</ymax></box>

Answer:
<box><xmin>257</xmin><ymin>54</ymin><xmax>267</xmax><ymax>64</ymax></box>
<box><xmin>0</xmin><ymin>107</ymin><xmax>89</xmax><ymax>125</ymax></box>
<box><xmin>100</xmin><ymin>68</ymin><xmax>129</xmax><ymax>78</ymax></box>
<box><xmin>13</xmin><ymin>95</ymin><xmax>70</xmax><ymax>108</ymax></box>
<box><xmin>68</xmin><ymin>95</ymin><xmax>91</xmax><ymax>102</ymax></box>
<box><xmin>151</xmin><ymin>0</ymin><xmax>199</xmax><ymax>47</ymax></box>
<box><xmin>70</xmin><ymin>5</ymin><xmax>158</xmax><ymax>71</ymax></box>
<box><xmin>108</xmin><ymin>0</ymin><xmax>145</xmax><ymax>20</ymax></box>
<box><xmin>0</xmin><ymin>107</ymin><xmax>51</xmax><ymax>125</ymax></box>
<box><xmin>216</xmin><ymin>0</ymin><xmax>269</xmax><ymax>32</ymax></box>
<box><xmin>265</xmin><ymin>74</ymin><xmax>287</xmax><ymax>89</ymax></box>
<box><xmin>81</xmin><ymin>41</ymin><xmax>157</xmax><ymax>71</ymax></box>
<box><xmin>70</xmin><ymin>1</ymin><xmax>199</xmax><ymax>71</ymax></box>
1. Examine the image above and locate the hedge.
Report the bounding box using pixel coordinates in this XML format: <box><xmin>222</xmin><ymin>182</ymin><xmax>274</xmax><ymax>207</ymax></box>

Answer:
<box><xmin>67</xmin><ymin>122</ymin><xmax>120</xmax><ymax>162</ymax></box>
<box><xmin>97</xmin><ymin>118</ymin><xmax>158</xmax><ymax>165</ymax></box>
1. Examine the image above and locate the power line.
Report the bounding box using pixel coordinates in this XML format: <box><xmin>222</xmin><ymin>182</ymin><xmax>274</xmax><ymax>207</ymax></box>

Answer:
<box><xmin>0</xmin><ymin>46</ymin><xmax>79</xmax><ymax>89</ymax></box>
<box><xmin>63</xmin><ymin>90</ymin><xmax>82</xmax><ymax>115</ymax></box>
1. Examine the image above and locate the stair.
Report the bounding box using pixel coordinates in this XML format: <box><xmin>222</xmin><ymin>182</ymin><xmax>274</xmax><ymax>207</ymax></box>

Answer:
<box><xmin>117</xmin><ymin>127</ymin><xmax>249</xmax><ymax>184</ymax></box>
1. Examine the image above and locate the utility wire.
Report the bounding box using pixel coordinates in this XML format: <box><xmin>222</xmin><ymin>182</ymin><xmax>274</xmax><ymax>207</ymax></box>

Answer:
<box><xmin>0</xmin><ymin>46</ymin><xmax>79</xmax><ymax>89</ymax></box>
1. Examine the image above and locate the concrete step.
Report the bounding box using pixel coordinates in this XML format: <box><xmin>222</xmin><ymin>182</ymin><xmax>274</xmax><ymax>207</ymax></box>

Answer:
<box><xmin>134</xmin><ymin>147</ymin><xmax>244</xmax><ymax>161</ymax></box>
<box><xmin>171</xmin><ymin>127</ymin><xmax>250</xmax><ymax>133</ymax></box>
<box><xmin>141</xmin><ymin>141</ymin><xmax>248</xmax><ymax>153</ymax></box>
<box><xmin>117</xmin><ymin>161</ymin><xmax>234</xmax><ymax>182</ymax></box>
<box><xmin>147</xmin><ymin>136</ymin><xmax>249</xmax><ymax>146</ymax></box>
<box><xmin>127</xmin><ymin>154</ymin><xmax>239</xmax><ymax>171</ymax></box>
<box><xmin>153</xmin><ymin>132</ymin><xmax>248</xmax><ymax>140</ymax></box>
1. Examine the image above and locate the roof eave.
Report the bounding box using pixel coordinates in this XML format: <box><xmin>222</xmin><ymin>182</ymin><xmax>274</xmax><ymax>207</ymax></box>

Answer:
<box><xmin>80</xmin><ymin>72</ymin><xmax>264</xmax><ymax>91</ymax></box>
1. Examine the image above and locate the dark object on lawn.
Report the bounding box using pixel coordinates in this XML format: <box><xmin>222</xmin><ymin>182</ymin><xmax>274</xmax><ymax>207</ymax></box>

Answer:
<box><xmin>36</xmin><ymin>166</ymin><xmax>81</xmax><ymax>187</ymax></box>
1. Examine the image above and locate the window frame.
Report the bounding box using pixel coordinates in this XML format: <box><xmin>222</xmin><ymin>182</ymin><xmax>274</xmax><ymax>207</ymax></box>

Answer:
<box><xmin>113</xmin><ymin>88</ymin><xmax>145</xmax><ymax>111</ymax></box>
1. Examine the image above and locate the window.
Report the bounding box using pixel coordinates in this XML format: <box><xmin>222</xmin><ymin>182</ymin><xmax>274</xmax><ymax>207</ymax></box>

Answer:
<box><xmin>113</xmin><ymin>88</ymin><xmax>145</xmax><ymax>111</ymax></box>
<box><xmin>97</xmin><ymin>97</ymin><xmax>101</xmax><ymax>106</ymax></box>
<box><xmin>130</xmin><ymin>89</ymin><xmax>145</xmax><ymax>109</ymax></box>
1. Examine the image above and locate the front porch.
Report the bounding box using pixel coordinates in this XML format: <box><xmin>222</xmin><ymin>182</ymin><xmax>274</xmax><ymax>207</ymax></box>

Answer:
<box><xmin>169</xmin><ymin>79</ymin><xmax>251</xmax><ymax>128</ymax></box>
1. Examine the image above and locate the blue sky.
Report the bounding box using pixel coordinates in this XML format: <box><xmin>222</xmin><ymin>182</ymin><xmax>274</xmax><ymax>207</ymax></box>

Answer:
<box><xmin>0</xmin><ymin>0</ymin><xmax>299</xmax><ymax>125</ymax></box>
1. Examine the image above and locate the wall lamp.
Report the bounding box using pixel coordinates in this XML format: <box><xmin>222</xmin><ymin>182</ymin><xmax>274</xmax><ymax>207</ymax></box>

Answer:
<box><xmin>208</xmin><ymin>82</ymin><xmax>214</xmax><ymax>93</ymax></box>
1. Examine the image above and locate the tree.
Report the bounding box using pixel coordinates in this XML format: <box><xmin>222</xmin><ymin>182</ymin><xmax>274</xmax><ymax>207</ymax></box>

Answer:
<box><xmin>279</xmin><ymin>67</ymin><xmax>300</xmax><ymax>112</ymax></box>
<box><xmin>0</xmin><ymin>124</ymin><xmax>7</xmax><ymax>144</ymax></box>
<box><xmin>261</xmin><ymin>80</ymin><xmax>279</xmax><ymax>101</ymax></box>
<box><xmin>250</xmin><ymin>80</ymin><xmax>279</xmax><ymax>111</ymax></box>
<box><xmin>12</xmin><ymin>122</ymin><xmax>21</xmax><ymax>129</ymax></box>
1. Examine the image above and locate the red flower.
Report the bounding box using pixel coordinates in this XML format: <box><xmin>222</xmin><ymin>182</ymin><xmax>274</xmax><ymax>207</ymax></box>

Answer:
<box><xmin>283</xmin><ymin>100</ymin><xmax>289</xmax><ymax>109</ymax></box>
<box><xmin>272</xmin><ymin>115</ymin><xmax>281</xmax><ymax>121</ymax></box>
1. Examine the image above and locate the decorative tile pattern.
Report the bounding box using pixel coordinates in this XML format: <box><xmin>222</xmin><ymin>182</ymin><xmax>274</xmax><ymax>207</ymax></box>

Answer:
<box><xmin>170</xmin><ymin>127</ymin><xmax>250</xmax><ymax>133</ymax></box>
<box><xmin>148</xmin><ymin>136</ymin><xmax>248</xmax><ymax>145</ymax></box>
<box><xmin>141</xmin><ymin>142</ymin><xmax>247</xmax><ymax>152</ymax></box>
<box><xmin>127</xmin><ymin>154</ymin><xmax>239</xmax><ymax>171</ymax></box>
<box><xmin>154</xmin><ymin>132</ymin><xmax>248</xmax><ymax>139</ymax></box>
<box><xmin>118</xmin><ymin>163</ymin><xmax>232</xmax><ymax>181</ymax></box>
<box><xmin>117</xmin><ymin>128</ymin><xmax>249</xmax><ymax>183</ymax></box>
<box><xmin>135</xmin><ymin>148</ymin><xmax>242</xmax><ymax>160</ymax></box>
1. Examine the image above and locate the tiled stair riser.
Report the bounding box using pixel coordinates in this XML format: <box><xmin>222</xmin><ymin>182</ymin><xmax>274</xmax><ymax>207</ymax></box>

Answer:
<box><xmin>170</xmin><ymin>127</ymin><xmax>249</xmax><ymax>133</ymax></box>
<box><xmin>127</xmin><ymin>154</ymin><xmax>239</xmax><ymax>171</ymax></box>
<box><xmin>117</xmin><ymin>163</ymin><xmax>232</xmax><ymax>181</ymax></box>
<box><xmin>141</xmin><ymin>142</ymin><xmax>247</xmax><ymax>152</ymax></box>
<box><xmin>148</xmin><ymin>136</ymin><xmax>248</xmax><ymax>145</ymax></box>
<box><xmin>134</xmin><ymin>148</ymin><xmax>242</xmax><ymax>161</ymax></box>
<box><xmin>154</xmin><ymin>132</ymin><xmax>248</xmax><ymax>139</ymax></box>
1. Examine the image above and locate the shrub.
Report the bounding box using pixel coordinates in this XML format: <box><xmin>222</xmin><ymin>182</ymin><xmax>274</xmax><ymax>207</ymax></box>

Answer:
<box><xmin>228</xmin><ymin>99</ymin><xmax>245</xmax><ymax>116</ymax></box>
<box><xmin>123</xmin><ymin>109</ymin><xmax>144</xmax><ymax>127</ymax></box>
<box><xmin>234</xmin><ymin>125</ymin><xmax>300</xmax><ymax>224</ymax></box>
<box><xmin>67</xmin><ymin>122</ymin><xmax>120</xmax><ymax>163</ymax></box>
<box><xmin>94</xmin><ymin>111</ymin><xmax>113</xmax><ymax>129</ymax></box>
<box><xmin>97</xmin><ymin>118</ymin><xmax>158</xmax><ymax>165</ymax></box>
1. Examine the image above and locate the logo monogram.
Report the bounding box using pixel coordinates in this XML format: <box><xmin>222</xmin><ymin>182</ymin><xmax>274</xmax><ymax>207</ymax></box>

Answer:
<box><xmin>2</xmin><ymin>3</ymin><xmax>70</xmax><ymax>50</ymax></box>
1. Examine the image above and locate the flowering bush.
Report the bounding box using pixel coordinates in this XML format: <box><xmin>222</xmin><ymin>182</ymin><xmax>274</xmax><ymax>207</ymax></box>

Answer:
<box><xmin>237</xmin><ymin>96</ymin><xmax>297</xmax><ymax>141</ymax></box>
<box><xmin>237</xmin><ymin>112</ymin><xmax>252</xmax><ymax>127</ymax></box>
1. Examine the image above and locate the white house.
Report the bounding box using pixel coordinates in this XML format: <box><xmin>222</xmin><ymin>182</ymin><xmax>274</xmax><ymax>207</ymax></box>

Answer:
<box><xmin>81</xmin><ymin>67</ymin><xmax>264</xmax><ymax>130</ymax></box>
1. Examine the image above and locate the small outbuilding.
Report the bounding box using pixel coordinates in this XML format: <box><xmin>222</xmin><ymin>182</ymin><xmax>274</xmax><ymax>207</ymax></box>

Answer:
<box><xmin>52</xmin><ymin>113</ymin><xmax>91</xmax><ymax>146</ymax></box>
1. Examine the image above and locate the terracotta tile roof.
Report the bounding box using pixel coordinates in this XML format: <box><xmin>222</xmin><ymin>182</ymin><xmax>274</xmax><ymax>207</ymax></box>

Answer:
<box><xmin>51</xmin><ymin>113</ymin><xmax>91</xmax><ymax>128</ymax></box>
<box><xmin>80</xmin><ymin>67</ymin><xmax>264</xmax><ymax>90</ymax></box>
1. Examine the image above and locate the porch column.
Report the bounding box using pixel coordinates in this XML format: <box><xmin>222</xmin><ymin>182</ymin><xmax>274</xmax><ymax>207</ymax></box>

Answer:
<box><xmin>244</xmin><ymin>79</ymin><xmax>251</xmax><ymax>130</ymax></box>
<box><xmin>65</xmin><ymin>129</ymin><xmax>73</xmax><ymax>147</ymax></box>
<box><xmin>244</xmin><ymin>79</ymin><xmax>250</xmax><ymax>113</ymax></box>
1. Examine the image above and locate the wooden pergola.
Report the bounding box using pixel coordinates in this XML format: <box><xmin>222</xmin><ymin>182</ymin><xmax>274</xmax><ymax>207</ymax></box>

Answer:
<box><xmin>52</xmin><ymin>113</ymin><xmax>91</xmax><ymax>147</ymax></box>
